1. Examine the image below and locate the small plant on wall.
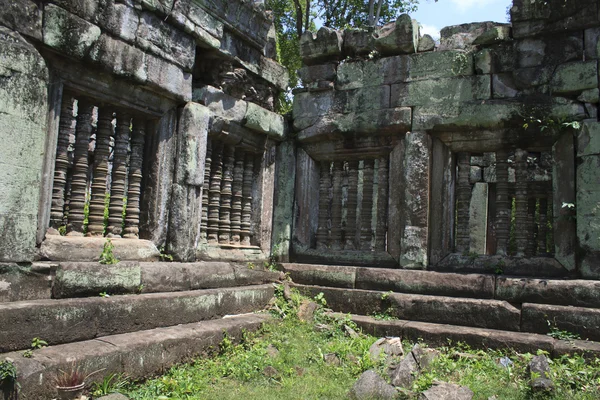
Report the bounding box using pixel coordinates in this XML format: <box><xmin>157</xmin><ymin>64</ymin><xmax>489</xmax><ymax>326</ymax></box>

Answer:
<box><xmin>0</xmin><ymin>359</ymin><xmax>19</xmax><ymax>399</ymax></box>
<box><xmin>99</xmin><ymin>239</ymin><xmax>119</xmax><ymax>265</ymax></box>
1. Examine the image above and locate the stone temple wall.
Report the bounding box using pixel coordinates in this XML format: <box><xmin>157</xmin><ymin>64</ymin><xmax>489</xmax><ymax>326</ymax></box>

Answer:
<box><xmin>0</xmin><ymin>0</ymin><xmax>288</xmax><ymax>263</ymax></box>
<box><xmin>286</xmin><ymin>0</ymin><xmax>600</xmax><ymax>278</ymax></box>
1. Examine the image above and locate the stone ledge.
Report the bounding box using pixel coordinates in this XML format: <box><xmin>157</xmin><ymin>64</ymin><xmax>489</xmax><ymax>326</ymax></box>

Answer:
<box><xmin>39</xmin><ymin>235</ymin><xmax>160</xmax><ymax>262</ymax></box>
<box><xmin>2</xmin><ymin>313</ymin><xmax>270</xmax><ymax>399</ymax></box>
<box><xmin>522</xmin><ymin>303</ymin><xmax>600</xmax><ymax>341</ymax></box>
<box><xmin>0</xmin><ymin>284</ymin><xmax>273</xmax><ymax>352</ymax></box>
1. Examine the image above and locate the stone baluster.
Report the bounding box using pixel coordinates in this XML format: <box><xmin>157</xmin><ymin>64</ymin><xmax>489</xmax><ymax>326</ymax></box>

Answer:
<box><xmin>87</xmin><ymin>107</ymin><xmax>114</xmax><ymax>236</ymax></box>
<box><xmin>240</xmin><ymin>153</ymin><xmax>255</xmax><ymax>246</ymax></box>
<box><xmin>360</xmin><ymin>158</ymin><xmax>375</xmax><ymax>251</ymax></box>
<box><xmin>526</xmin><ymin>198</ymin><xmax>537</xmax><ymax>256</ymax></box>
<box><xmin>50</xmin><ymin>95</ymin><xmax>76</xmax><ymax>230</ymax></box>
<box><xmin>495</xmin><ymin>150</ymin><xmax>510</xmax><ymax>255</ymax></box>
<box><xmin>218</xmin><ymin>145</ymin><xmax>235</xmax><ymax>243</ymax></box>
<box><xmin>345</xmin><ymin>160</ymin><xmax>359</xmax><ymax>250</ymax></box>
<box><xmin>124</xmin><ymin>118</ymin><xmax>146</xmax><ymax>238</ymax></box>
<box><xmin>230</xmin><ymin>148</ymin><xmax>244</xmax><ymax>244</ymax></box>
<box><xmin>330</xmin><ymin>161</ymin><xmax>343</xmax><ymax>250</ymax></box>
<box><xmin>538</xmin><ymin>198</ymin><xmax>548</xmax><ymax>255</ymax></box>
<box><xmin>316</xmin><ymin>161</ymin><xmax>331</xmax><ymax>250</ymax></box>
<box><xmin>546</xmin><ymin>188</ymin><xmax>554</xmax><ymax>255</ymax></box>
<box><xmin>514</xmin><ymin>149</ymin><xmax>528</xmax><ymax>256</ymax></box>
<box><xmin>207</xmin><ymin>141</ymin><xmax>224</xmax><ymax>244</ymax></box>
<box><xmin>200</xmin><ymin>137</ymin><xmax>212</xmax><ymax>243</ymax></box>
<box><xmin>66</xmin><ymin>99</ymin><xmax>94</xmax><ymax>236</ymax></box>
<box><xmin>107</xmin><ymin>111</ymin><xmax>131</xmax><ymax>237</ymax></box>
<box><xmin>375</xmin><ymin>155</ymin><xmax>389</xmax><ymax>251</ymax></box>
<box><xmin>455</xmin><ymin>152</ymin><xmax>471</xmax><ymax>252</ymax></box>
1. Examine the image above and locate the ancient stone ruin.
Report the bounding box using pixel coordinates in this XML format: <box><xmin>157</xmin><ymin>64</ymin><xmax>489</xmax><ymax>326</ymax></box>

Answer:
<box><xmin>1</xmin><ymin>0</ymin><xmax>600</xmax><ymax>397</ymax></box>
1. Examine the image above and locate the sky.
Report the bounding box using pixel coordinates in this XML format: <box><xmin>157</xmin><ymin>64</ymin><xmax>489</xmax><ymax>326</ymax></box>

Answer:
<box><xmin>410</xmin><ymin>0</ymin><xmax>513</xmax><ymax>40</ymax></box>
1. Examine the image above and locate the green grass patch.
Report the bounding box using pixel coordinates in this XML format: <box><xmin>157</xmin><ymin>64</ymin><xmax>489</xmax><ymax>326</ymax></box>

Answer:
<box><xmin>122</xmin><ymin>287</ymin><xmax>600</xmax><ymax>400</ymax></box>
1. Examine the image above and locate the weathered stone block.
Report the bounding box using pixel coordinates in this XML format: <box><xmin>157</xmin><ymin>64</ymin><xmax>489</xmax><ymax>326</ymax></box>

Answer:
<box><xmin>292</xmin><ymin>90</ymin><xmax>335</xmax><ymax>121</ymax></box>
<box><xmin>407</xmin><ymin>51</ymin><xmax>474</xmax><ymax>81</ymax></box>
<box><xmin>578</xmin><ymin>120</ymin><xmax>600</xmax><ymax>157</ymax></box>
<box><xmin>584</xmin><ymin>27</ymin><xmax>600</xmax><ymax>59</ymax></box>
<box><xmin>343</xmin><ymin>28</ymin><xmax>375</xmax><ymax>56</ymax></box>
<box><xmin>0</xmin><ymin>263</ymin><xmax>53</xmax><ymax>302</ymax></box>
<box><xmin>493</xmin><ymin>73</ymin><xmax>519</xmax><ymax>98</ymax></box>
<box><xmin>53</xmin><ymin>262</ymin><xmax>142</xmax><ymax>298</ymax></box>
<box><xmin>43</xmin><ymin>4</ymin><xmax>101</xmax><ymax>59</ymax></box>
<box><xmin>177</xmin><ymin>102</ymin><xmax>210</xmax><ymax>186</ymax></box>
<box><xmin>300</xmin><ymin>27</ymin><xmax>343</xmax><ymax>65</ymax></box>
<box><xmin>522</xmin><ymin>303</ymin><xmax>600</xmax><ymax>341</ymax></box>
<box><xmin>337</xmin><ymin>60</ymin><xmax>382</xmax><ymax>90</ymax></box>
<box><xmin>146</xmin><ymin>54</ymin><xmax>192</xmax><ymax>101</ymax></box>
<box><xmin>298</xmin><ymin>63</ymin><xmax>337</xmax><ymax>84</ymax></box>
<box><xmin>417</xmin><ymin>34</ymin><xmax>435</xmax><ymax>52</ymax></box>
<box><xmin>0</xmin><ymin>0</ymin><xmax>42</xmax><ymax>40</ymax></box>
<box><xmin>187</xmin><ymin>1</ymin><xmax>224</xmax><ymax>39</ymax></box>
<box><xmin>469</xmin><ymin>183</ymin><xmax>488</xmax><ymax>254</ymax></box>
<box><xmin>474</xmin><ymin>49</ymin><xmax>492</xmax><ymax>74</ymax></box>
<box><xmin>39</xmin><ymin>236</ymin><xmax>160</xmax><ymax>262</ymax></box>
<box><xmin>511</xmin><ymin>0</ymin><xmax>598</xmax><ymax>38</ymax></box>
<box><xmin>440</xmin><ymin>22</ymin><xmax>509</xmax><ymax>51</ymax></box>
<box><xmin>469</xmin><ymin>166</ymin><xmax>482</xmax><ymax>183</ymax></box>
<box><xmin>577</xmin><ymin>156</ymin><xmax>600</xmax><ymax>252</ymax></box>
<box><xmin>472</xmin><ymin>25</ymin><xmax>511</xmax><ymax>45</ymax></box>
<box><xmin>551</xmin><ymin>60</ymin><xmax>598</xmax><ymax>95</ymax></box>
<box><xmin>517</xmin><ymin>39</ymin><xmax>546</xmax><ymax>68</ymax></box>
<box><xmin>88</xmin><ymin>34</ymin><xmax>147</xmax><ymax>83</ymax></box>
<box><xmin>336</xmin><ymin>85</ymin><xmax>390</xmax><ymax>113</ymax></box>
<box><xmin>513</xmin><ymin>65</ymin><xmax>553</xmax><ymax>89</ymax></box>
<box><xmin>374</xmin><ymin>14</ymin><xmax>418</xmax><ymax>56</ymax></box>
<box><xmin>243</xmin><ymin>102</ymin><xmax>285</xmax><ymax>139</ymax></box>
<box><xmin>99</xmin><ymin>1</ymin><xmax>140</xmax><ymax>43</ymax></box>
<box><xmin>578</xmin><ymin>89</ymin><xmax>599</xmax><ymax>104</ymax></box>
<box><xmin>136</xmin><ymin>12</ymin><xmax>195</xmax><ymax>70</ymax></box>
<box><xmin>390</xmin><ymin>75</ymin><xmax>490</xmax><ymax>107</ymax></box>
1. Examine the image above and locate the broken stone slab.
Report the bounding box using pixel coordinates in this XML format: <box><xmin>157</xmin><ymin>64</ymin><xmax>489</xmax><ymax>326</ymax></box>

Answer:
<box><xmin>522</xmin><ymin>303</ymin><xmax>600</xmax><ymax>341</ymax></box>
<box><xmin>300</xmin><ymin>27</ymin><xmax>343</xmax><ymax>65</ymax></box>
<box><xmin>388</xmin><ymin>351</ymin><xmax>419</xmax><ymax>388</ymax></box>
<box><xmin>349</xmin><ymin>370</ymin><xmax>397</xmax><ymax>400</ymax></box>
<box><xmin>39</xmin><ymin>235</ymin><xmax>160</xmax><ymax>262</ymax></box>
<box><xmin>418</xmin><ymin>382</ymin><xmax>474</xmax><ymax>400</ymax></box>
<box><xmin>88</xmin><ymin>34</ymin><xmax>147</xmax><ymax>83</ymax></box>
<box><xmin>369</xmin><ymin>337</ymin><xmax>404</xmax><ymax>365</ymax></box>
<box><xmin>374</xmin><ymin>14</ymin><xmax>419</xmax><ymax>56</ymax></box>
<box><xmin>472</xmin><ymin>25</ymin><xmax>512</xmax><ymax>45</ymax></box>
<box><xmin>417</xmin><ymin>34</ymin><xmax>435</xmax><ymax>52</ymax></box>
<box><xmin>297</xmin><ymin>300</ymin><xmax>319</xmax><ymax>322</ymax></box>
<box><xmin>0</xmin><ymin>263</ymin><xmax>53</xmax><ymax>302</ymax></box>
<box><xmin>344</xmin><ymin>28</ymin><xmax>376</xmax><ymax>56</ymax></box>
<box><xmin>550</xmin><ymin>60</ymin><xmax>598</xmax><ymax>95</ymax></box>
<box><xmin>193</xmin><ymin>85</ymin><xmax>248</xmax><ymax>122</ymax></box>
<box><xmin>411</xmin><ymin>344</ymin><xmax>440</xmax><ymax>370</ymax></box>
<box><xmin>439</xmin><ymin>22</ymin><xmax>509</xmax><ymax>51</ymax></box>
<box><xmin>53</xmin><ymin>262</ymin><xmax>142</xmax><ymax>299</ymax></box>
<box><xmin>528</xmin><ymin>355</ymin><xmax>554</xmax><ymax>393</ymax></box>
<box><xmin>43</xmin><ymin>4</ymin><xmax>101</xmax><ymax>60</ymax></box>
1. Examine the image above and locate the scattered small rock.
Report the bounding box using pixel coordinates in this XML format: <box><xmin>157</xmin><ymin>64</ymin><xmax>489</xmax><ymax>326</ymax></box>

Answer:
<box><xmin>418</xmin><ymin>381</ymin><xmax>474</xmax><ymax>400</ymax></box>
<box><xmin>315</xmin><ymin>323</ymin><xmax>332</xmax><ymax>332</ymax></box>
<box><xmin>488</xmin><ymin>396</ymin><xmax>499</xmax><ymax>400</ymax></box>
<box><xmin>282</xmin><ymin>282</ymin><xmax>292</xmax><ymax>301</ymax></box>
<box><xmin>388</xmin><ymin>351</ymin><xmax>419</xmax><ymax>388</ymax></box>
<box><xmin>369</xmin><ymin>337</ymin><xmax>404</xmax><ymax>365</ymax></box>
<box><xmin>298</xmin><ymin>300</ymin><xmax>319</xmax><ymax>322</ymax></box>
<box><xmin>411</xmin><ymin>344</ymin><xmax>440</xmax><ymax>370</ymax></box>
<box><xmin>266</xmin><ymin>344</ymin><xmax>279</xmax><ymax>358</ymax></box>
<box><xmin>294</xmin><ymin>366</ymin><xmax>305</xmax><ymax>376</ymax></box>
<box><xmin>324</xmin><ymin>353</ymin><xmax>341</xmax><ymax>366</ymax></box>
<box><xmin>451</xmin><ymin>351</ymin><xmax>479</xmax><ymax>361</ymax></box>
<box><xmin>528</xmin><ymin>354</ymin><xmax>555</xmax><ymax>393</ymax></box>
<box><xmin>349</xmin><ymin>370</ymin><xmax>397</xmax><ymax>400</ymax></box>
<box><xmin>263</xmin><ymin>365</ymin><xmax>278</xmax><ymax>378</ymax></box>
<box><xmin>97</xmin><ymin>394</ymin><xmax>129</xmax><ymax>400</ymax></box>
<box><xmin>344</xmin><ymin>324</ymin><xmax>360</xmax><ymax>339</ymax></box>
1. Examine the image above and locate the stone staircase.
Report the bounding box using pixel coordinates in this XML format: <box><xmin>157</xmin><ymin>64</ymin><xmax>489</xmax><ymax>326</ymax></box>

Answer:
<box><xmin>283</xmin><ymin>263</ymin><xmax>600</xmax><ymax>357</ymax></box>
<box><xmin>0</xmin><ymin>261</ymin><xmax>280</xmax><ymax>399</ymax></box>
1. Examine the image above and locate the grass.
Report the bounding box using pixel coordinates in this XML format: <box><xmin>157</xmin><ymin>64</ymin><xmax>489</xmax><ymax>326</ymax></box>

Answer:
<box><xmin>121</xmin><ymin>287</ymin><xmax>600</xmax><ymax>400</ymax></box>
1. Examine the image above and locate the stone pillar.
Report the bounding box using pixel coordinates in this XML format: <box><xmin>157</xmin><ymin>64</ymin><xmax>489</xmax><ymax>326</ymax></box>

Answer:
<box><xmin>207</xmin><ymin>141</ymin><xmax>224</xmax><ymax>244</ymax></box>
<box><xmin>537</xmin><ymin>198</ymin><xmax>548</xmax><ymax>255</ymax></box>
<box><xmin>330</xmin><ymin>161</ymin><xmax>343</xmax><ymax>250</ymax></box>
<box><xmin>526</xmin><ymin>198</ymin><xmax>537</xmax><ymax>256</ymax></box>
<box><xmin>360</xmin><ymin>158</ymin><xmax>375</xmax><ymax>251</ymax></box>
<box><xmin>316</xmin><ymin>161</ymin><xmax>331</xmax><ymax>249</ymax></box>
<box><xmin>67</xmin><ymin>100</ymin><xmax>94</xmax><ymax>236</ymax></box>
<box><xmin>345</xmin><ymin>160</ymin><xmax>359</xmax><ymax>250</ymax></box>
<box><xmin>107</xmin><ymin>111</ymin><xmax>131</xmax><ymax>237</ymax></box>
<box><xmin>240</xmin><ymin>153</ymin><xmax>255</xmax><ymax>246</ymax></box>
<box><xmin>230</xmin><ymin>148</ymin><xmax>244</xmax><ymax>245</ymax></box>
<box><xmin>514</xmin><ymin>149</ymin><xmax>528</xmax><ymax>256</ymax></box>
<box><xmin>218</xmin><ymin>145</ymin><xmax>235</xmax><ymax>244</ymax></box>
<box><xmin>469</xmin><ymin>182</ymin><xmax>488</xmax><ymax>254</ymax></box>
<box><xmin>429</xmin><ymin>138</ymin><xmax>454</xmax><ymax>264</ymax></box>
<box><xmin>455</xmin><ymin>152</ymin><xmax>471</xmax><ymax>253</ymax></box>
<box><xmin>124</xmin><ymin>118</ymin><xmax>146</xmax><ymax>238</ymax></box>
<box><xmin>495</xmin><ymin>150</ymin><xmax>510</xmax><ymax>255</ymax></box>
<box><xmin>271</xmin><ymin>140</ymin><xmax>296</xmax><ymax>262</ymax></box>
<box><xmin>375</xmin><ymin>155</ymin><xmax>389</xmax><ymax>252</ymax></box>
<box><xmin>200</xmin><ymin>137</ymin><xmax>212</xmax><ymax>243</ymax></box>
<box><xmin>49</xmin><ymin>95</ymin><xmax>75</xmax><ymax>230</ymax></box>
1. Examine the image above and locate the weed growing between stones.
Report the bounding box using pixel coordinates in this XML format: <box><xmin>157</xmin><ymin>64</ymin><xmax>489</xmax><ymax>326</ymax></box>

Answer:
<box><xmin>98</xmin><ymin>239</ymin><xmax>119</xmax><ymax>265</ymax></box>
<box><xmin>121</xmin><ymin>289</ymin><xmax>600</xmax><ymax>400</ymax></box>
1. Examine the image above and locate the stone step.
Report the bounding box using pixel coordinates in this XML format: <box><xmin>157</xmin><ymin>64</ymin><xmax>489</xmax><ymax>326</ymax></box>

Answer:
<box><xmin>1</xmin><ymin>313</ymin><xmax>271</xmax><ymax>400</ymax></box>
<box><xmin>0</xmin><ymin>284</ymin><xmax>274</xmax><ymax>352</ymax></box>
<box><xmin>294</xmin><ymin>284</ymin><xmax>521</xmax><ymax>331</ymax></box>
<box><xmin>297</xmin><ymin>284</ymin><xmax>600</xmax><ymax>341</ymax></box>
<box><xmin>344</xmin><ymin>314</ymin><xmax>600</xmax><ymax>360</ymax></box>
<box><xmin>283</xmin><ymin>263</ymin><xmax>600</xmax><ymax>308</ymax></box>
<box><xmin>0</xmin><ymin>261</ymin><xmax>281</xmax><ymax>302</ymax></box>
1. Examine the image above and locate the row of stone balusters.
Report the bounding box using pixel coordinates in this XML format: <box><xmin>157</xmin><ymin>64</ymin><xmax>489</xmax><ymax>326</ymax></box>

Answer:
<box><xmin>49</xmin><ymin>95</ymin><xmax>146</xmax><ymax>238</ymax></box>
<box><xmin>316</xmin><ymin>157</ymin><xmax>389</xmax><ymax>251</ymax></box>
<box><xmin>455</xmin><ymin>150</ymin><xmax>553</xmax><ymax>256</ymax></box>
<box><xmin>200</xmin><ymin>138</ymin><xmax>257</xmax><ymax>246</ymax></box>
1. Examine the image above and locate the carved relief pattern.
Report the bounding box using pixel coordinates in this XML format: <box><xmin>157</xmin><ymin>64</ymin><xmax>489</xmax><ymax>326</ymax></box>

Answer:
<box><xmin>87</xmin><ymin>107</ymin><xmax>114</xmax><ymax>236</ymax></box>
<box><xmin>50</xmin><ymin>95</ymin><xmax>76</xmax><ymax>230</ymax></box>
<box><xmin>66</xmin><ymin>99</ymin><xmax>94</xmax><ymax>236</ymax></box>
<box><xmin>107</xmin><ymin>111</ymin><xmax>131</xmax><ymax>237</ymax></box>
<box><xmin>124</xmin><ymin>118</ymin><xmax>146</xmax><ymax>238</ymax></box>
<box><xmin>455</xmin><ymin>152</ymin><xmax>471</xmax><ymax>253</ymax></box>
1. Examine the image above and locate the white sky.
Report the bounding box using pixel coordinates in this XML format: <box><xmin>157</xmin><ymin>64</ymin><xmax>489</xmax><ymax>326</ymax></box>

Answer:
<box><xmin>411</xmin><ymin>0</ymin><xmax>513</xmax><ymax>40</ymax></box>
